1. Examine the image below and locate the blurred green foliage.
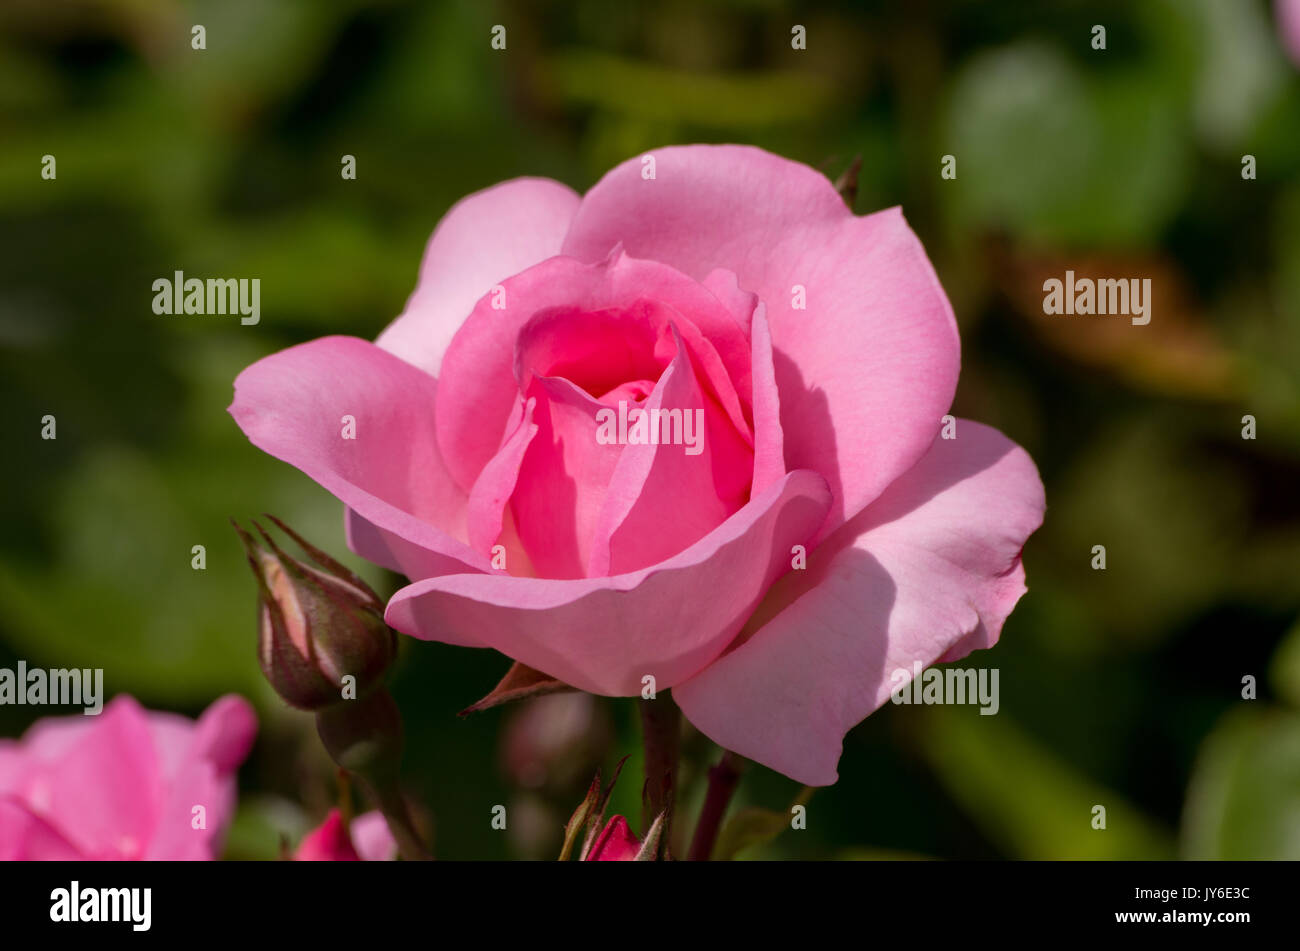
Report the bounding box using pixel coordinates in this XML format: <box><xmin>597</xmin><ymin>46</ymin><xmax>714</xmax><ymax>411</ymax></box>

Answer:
<box><xmin>1</xmin><ymin>0</ymin><xmax>1298</xmax><ymax>859</ymax></box>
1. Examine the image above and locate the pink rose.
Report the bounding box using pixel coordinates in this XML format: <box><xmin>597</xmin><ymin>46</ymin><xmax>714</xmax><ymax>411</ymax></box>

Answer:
<box><xmin>231</xmin><ymin>145</ymin><xmax>1044</xmax><ymax>785</ymax></box>
<box><xmin>294</xmin><ymin>809</ymin><xmax>397</xmax><ymax>861</ymax></box>
<box><xmin>0</xmin><ymin>694</ymin><xmax>256</xmax><ymax>860</ymax></box>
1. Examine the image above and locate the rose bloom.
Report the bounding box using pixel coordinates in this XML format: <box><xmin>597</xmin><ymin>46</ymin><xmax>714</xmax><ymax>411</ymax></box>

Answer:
<box><xmin>231</xmin><ymin>145</ymin><xmax>1044</xmax><ymax>785</ymax></box>
<box><xmin>0</xmin><ymin>695</ymin><xmax>255</xmax><ymax>860</ymax></box>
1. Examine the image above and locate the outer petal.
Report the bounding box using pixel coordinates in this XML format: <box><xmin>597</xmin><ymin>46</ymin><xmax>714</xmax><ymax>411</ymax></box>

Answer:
<box><xmin>147</xmin><ymin>694</ymin><xmax>256</xmax><ymax>783</ymax></box>
<box><xmin>0</xmin><ymin>714</ymin><xmax>92</xmax><ymax>782</ymax></box>
<box><xmin>144</xmin><ymin>695</ymin><xmax>257</xmax><ymax>860</ymax></box>
<box><xmin>229</xmin><ymin>336</ymin><xmax>490</xmax><ymax>582</ymax></box>
<box><xmin>562</xmin><ymin>145</ymin><xmax>961</xmax><ymax>538</ymax></box>
<box><xmin>39</xmin><ymin>696</ymin><xmax>161</xmax><ymax>858</ymax></box>
<box><xmin>674</xmin><ymin>422</ymin><xmax>1045</xmax><ymax>786</ymax></box>
<box><xmin>182</xmin><ymin>694</ymin><xmax>258</xmax><ymax>775</ymax></box>
<box><xmin>0</xmin><ymin>800</ymin><xmax>85</xmax><ymax>860</ymax></box>
<box><xmin>144</xmin><ymin>760</ymin><xmax>233</xmax><ymax>860</ymax></box>
<box><xmin>375</xmin><ymin>178</ymin><xmax>581</xmax><ymax>377</ymax></box>
<box><xmin>385</xmin><ymin>469</ymin><xmax>832</xmax><ymax>696</ymax></box>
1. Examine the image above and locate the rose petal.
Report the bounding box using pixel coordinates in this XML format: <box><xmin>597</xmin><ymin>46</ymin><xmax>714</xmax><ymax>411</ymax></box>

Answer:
<box><xmin>748</xmin><ymin>304</ymin><xmax>785</xmax><ymax>496</ymax></box>
<box><xmin>148</xmin><ymin>694</ymin><xmax>256</xmax><ymax>782</ymax></box>
<box><xmin>589</xmin><ymin>325</ymin><xmax>745</xmax><ymax>576</ymax></box>
<box><xmin>375</xmin><ymin>178</ymin><xmax>580</xmax><ymax>377</ymax></box>
<box><xmin>230</xmin><ymin>336</ymin><xmax>489</xmax><ymax>581</ymax></box>
<box><xmin>144</xmin><ymin>695</ymin><xmax>257</xmax><ymax>860</ymax></box>
<box><xmin>467</xmin><ymin>397</ymin><xmax>539</xmax><ymax>556</ymax></box>
<box><xmin>510</xmin><ymin>376</ymin><xmax>626</xmax><ymax>579</ymax></box>
<box><xmin>701</xmin><ymin>268</ymin><xmax>760</xmax><ymax>335</ymax></box>
<box><xmin>674</xmin><ymin>421</ymin><xmax>1045</xmax><ymax>785</ymax></box>
<box><xmin>143</xmin><ymin>759</ymin><xmax>235</xmax><ymax>860</ymax></box>
<box><xmin>385</xmin><ymin>469</ymin><xmax>832</xmax><ymax>695</ymax></box>
<box><xmin>435</xmin><ymin>251</ymin><xmax>754</xmax><ymax>493</ymax></box>
<box><xmin>188</xmin><ymin>694</ymin><xmax>258</xmax><ymax>773</ymax></box>
<box><xmin>0</xmin><ymin>799</ymin><xmax>85</xmax><ymax>860</ymax></box>
<box><xmin>41</xmin><ymin>696</ymin><xmax>161</xmax><ymax>859</ymax></box>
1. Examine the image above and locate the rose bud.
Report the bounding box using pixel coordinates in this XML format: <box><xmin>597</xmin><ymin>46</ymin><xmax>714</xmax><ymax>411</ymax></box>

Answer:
<box><xmin>562</xmin><ymin>762</ymin><xmax>666</xmax><ymax>860</ymax></box>
<box><xmin>234</xmin><ymin>515</ymin><xmax>397</xmax><ymax>711</ymax></box>
<box><xmin>584</xmin><ymin>815</ymin><xmax>642</xmax><ymax>861</ymax></box>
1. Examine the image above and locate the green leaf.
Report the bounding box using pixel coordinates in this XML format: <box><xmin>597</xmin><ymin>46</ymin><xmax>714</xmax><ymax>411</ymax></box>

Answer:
<box><xmin>1181</xmin><ymin>708</ymin><xmax>1300</xmax><ymax>859</ymax></box>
